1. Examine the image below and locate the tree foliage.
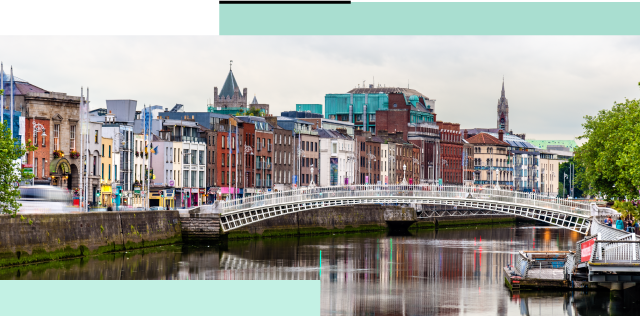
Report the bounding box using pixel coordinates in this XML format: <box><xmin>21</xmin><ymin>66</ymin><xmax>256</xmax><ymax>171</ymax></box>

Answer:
<box><xmin>0</xmin><ymin>121</ymin><xmax>33</xmax><ymax>215</ymax></box>
<box><xmin>574</xmin><ymin>96</ymin><xmax>640</xmax><ymax>200</ymax></box>
<box><xmin>236</xmin><ymin>107</ymin><xmax>264</xmax><ymax>117</ymax></box>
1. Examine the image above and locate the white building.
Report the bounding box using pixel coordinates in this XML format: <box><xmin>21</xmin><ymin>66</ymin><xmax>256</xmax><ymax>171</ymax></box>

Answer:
<box><xmin>318</xmin><ymin>129</ymin><xmax>355</xmax><ymax>186</ymax></box>
<box><xmin>159</xmin><ymin>119</ymin><xmax>206</xmax><ymax>208</ymax></box>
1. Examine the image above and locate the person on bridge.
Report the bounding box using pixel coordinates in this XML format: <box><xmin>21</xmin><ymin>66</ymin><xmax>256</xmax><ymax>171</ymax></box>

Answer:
<box><xmin>607</xmin><ymin>216</ymin><xmax>613</xmax><ymax>227</ymax></box>
<box><xmin>615</xmin><ymin>217</ymin><xmax>624</xmax><ymax>230</ymax></box>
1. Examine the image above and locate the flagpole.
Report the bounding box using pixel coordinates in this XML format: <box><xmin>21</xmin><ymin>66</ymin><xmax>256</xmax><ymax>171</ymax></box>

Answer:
<box><xmin>85</xmin><ymin>88</ymin><xmax>90</xmax><ymax>212</ymax></box>
<box><xmin>79</xmin><ymin>87</ymin><xmax>84</xmax><ymax>211</ymax></box>
<box><xmin>10</xmin><ymin>66</ymin><xmax>14</xmax><ymax>137</ymax></box>
<box><xmin>1</xmin><ymin>62</ymin><xmax>4</xmax><ymax>124</ymax></box>
<box><xmin>235</xmin><ymin>124</ymin><xmax>238</xmax><ymax>199</ymax></box>
<box><xmin>228</xmin><ymin>118</ymin><xmax>231</xmax><ymax>200</ymax></box>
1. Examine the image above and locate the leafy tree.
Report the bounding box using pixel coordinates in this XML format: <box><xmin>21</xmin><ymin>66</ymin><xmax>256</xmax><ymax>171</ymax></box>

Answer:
<box><xmin>575</xmin><ymin>91</ymin><xmax>640</xmax><ymax>200</ymax></box>
<box><xmin>236</xmin><ymin>107</ymin><xmax>264</xmax><ymax>117</ymax></box>
<box><xmin>558</xmin><ymin>157</ymin><xmax>584</xmax><ymax>198</ymax></box>
<box><xmin>0</xmin><ymin>89</ymin><xmax>35</xmax><ymax>214</ymax></box>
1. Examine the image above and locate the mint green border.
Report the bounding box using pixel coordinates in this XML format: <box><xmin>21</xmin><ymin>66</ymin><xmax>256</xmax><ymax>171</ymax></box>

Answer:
<box><xmin>0</xmin><ymin>281</ymin><xmax>320</xmax><ymax>315</ymax></box>
<box><xmin>220</xmin><ymin>2</ymin><xmax>640</xmax><ymax>35</ymax></box>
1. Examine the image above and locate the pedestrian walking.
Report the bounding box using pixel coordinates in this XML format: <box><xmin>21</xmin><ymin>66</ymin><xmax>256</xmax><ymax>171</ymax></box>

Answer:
<box><xmin>607</xmin><ymin>216</ymin><xmax>613</xmax><ymax>227</ymax></box>
<box><xmin>615</xmin><ymin>217</ymin><xmax>624</xmax><ymax>230</ymax></box>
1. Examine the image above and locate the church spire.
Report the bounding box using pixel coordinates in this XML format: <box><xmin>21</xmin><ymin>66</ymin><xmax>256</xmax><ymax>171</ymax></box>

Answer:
<box><xmin>501</xmin><ymin>76</ymin><xmax>505</xmax><ymax>97</ymax></box>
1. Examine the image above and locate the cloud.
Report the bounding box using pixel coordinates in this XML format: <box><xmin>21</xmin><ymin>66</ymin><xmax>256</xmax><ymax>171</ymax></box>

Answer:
<box><xmin>1</xmin><ymin>35</ymin><xmax>639</xmax><ymax>141</ymax></box>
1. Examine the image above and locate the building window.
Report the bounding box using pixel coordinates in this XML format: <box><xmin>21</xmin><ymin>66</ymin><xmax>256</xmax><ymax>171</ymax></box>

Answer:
<box><xmin>101</xmin><ymin>163</ymin><xmax>104</xmax><ymax>180</ymax></box>
<box><xmin>115</xmin><ymin>165</ymin><xmax>117</xmax><ymax>181</ymax></box>
<box><xmin>42</xmin><ymin>158</ymin><xmax>45</xmax><ymax>178</ymax></box>
<box><xmin>94</xmin><ymin>130</ymin><xmax>98</xmax><ymax>143</ymax></box>
<box><xmin>199</xmin><ymin>151</ymin><xmax>204</xmax><ymax>165</ymax></box>
<box><xmin>108</xmin><ymin>165</ymin><xmax>111</xmax><ymax>180</ymax></box>
<box><xmin>184</xmin><ymin>170</ymin><xmax>189</xmax><ymax>187</ymax></box>
<box><xmin>199</xmin><ymin>171</ymin><xmax>204</xmax><ymax>188</ymax></box>
<box><xmin>53</xmin><ymin>124</ymin><xmax>60</xmax><ymax>151</ymax></box>
<box><xmin>34</xmin><ymin>158</ymin><xmax>38</xmax><ymax>179</ymax></box>
<box><xmin>102</xmin><ymin>144</ymin><xmax>104</xmax><ymax>157</ymax></box>
<box><xmin>108</xmin><ymin>146</ymin><xmax>111</xmax><ymax>158</ymax></box>
<box><xmin>222</xmin><ymin>136</ymin><xmax>225</xmax><ymax>149</ymax></box>
<box><xmin>70</xmin><ymin>126</ymin><xmax>76</xmax><ymax>150</ymax></box>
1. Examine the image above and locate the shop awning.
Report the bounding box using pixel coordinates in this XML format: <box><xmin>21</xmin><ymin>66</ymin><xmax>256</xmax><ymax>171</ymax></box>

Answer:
<box><xmin>220</xmin><ymin>187</ymin><xmax>237</xmax><ymax>194</ymax></box>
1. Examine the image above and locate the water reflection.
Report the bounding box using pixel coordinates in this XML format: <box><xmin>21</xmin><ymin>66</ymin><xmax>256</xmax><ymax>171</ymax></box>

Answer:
<box><xmin>1</xmin><ymin>224</ymin><xmax>634</xmax><ymax>315</ymax></box>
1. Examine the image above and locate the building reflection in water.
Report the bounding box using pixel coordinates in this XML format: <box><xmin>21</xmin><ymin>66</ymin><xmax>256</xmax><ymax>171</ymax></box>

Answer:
<box><xmin>4</xmin><ymin>224</ymin><xmax>631</xmax><ymax>316</ymax></box>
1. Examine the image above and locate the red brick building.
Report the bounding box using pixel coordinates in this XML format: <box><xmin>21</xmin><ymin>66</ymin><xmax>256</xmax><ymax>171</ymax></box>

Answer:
<box><xmin>25</xmin><ymin>117</ymin><xmax>52</xmax><ymax>184</ymax></box>
<box><xmin>437</xmin><ymin>121</ymin><xmax>463</xmax><ymax>185</ymax></box>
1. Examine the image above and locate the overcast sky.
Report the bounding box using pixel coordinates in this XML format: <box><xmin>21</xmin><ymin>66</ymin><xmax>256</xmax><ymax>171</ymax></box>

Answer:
<box><xmin>2</xmin><ymin>36</ymin><xmax>639</xmax><ymax>142</ymax></box>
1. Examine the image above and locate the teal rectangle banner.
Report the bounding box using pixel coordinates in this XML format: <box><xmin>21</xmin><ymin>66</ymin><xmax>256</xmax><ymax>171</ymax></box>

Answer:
<box><xmin>0</xmin><ymin>280</ymin><xmax>320</xmax><ymax>316</ymax></box>
<box><xmin>220</xmin><ymin>2</ymin><xmax>640</xmax><ymax>35</ymax></box>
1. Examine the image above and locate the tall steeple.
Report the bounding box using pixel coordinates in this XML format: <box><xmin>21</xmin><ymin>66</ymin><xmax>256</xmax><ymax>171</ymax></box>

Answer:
<box><xmin>497</xmin><ymin>77</ymin><xmax>509</xmax><ymax>133</ymax></box>
<box><xmin>213</xmin><ymin>61</ymin><xmax>248</xmax><ymax>109</ymax></box>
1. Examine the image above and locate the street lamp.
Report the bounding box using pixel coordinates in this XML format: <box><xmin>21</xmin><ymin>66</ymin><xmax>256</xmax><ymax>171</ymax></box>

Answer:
<box><xmin>32</xmin><ymin>120</ymin><xmax>46</xmax><ymax>186</ymax></box>
<box><xmin>367</xmin><ymin>152</ymin><xmax>376</xmax><ymax>185</ymax></box>
<box><xmin>244</xmin><ymin>144</ymin><xmax>253</xmax><ymax>197</ymax></box>
<box><xmin>401</xmin><ymin>164</ymin><xmax>408</xmax><ymax>185</ymax></box>
<box><xmin>346</xmin><ymin>153</ymin><xmax>355</xmax><ymax>185</ymax></box>
<box><xmin>309</xmin><ymin>163</ymin><xmax>316</xmax><ymax>188</ymax></box>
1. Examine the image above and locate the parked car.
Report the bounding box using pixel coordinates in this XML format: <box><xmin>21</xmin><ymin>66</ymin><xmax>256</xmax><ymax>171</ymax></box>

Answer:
<box><xmin>18</xmin><ymin>186</ymin><xmax>73</xmax><ymax>213</ymax></box>
<box><xmin>149</xmin><ymin>206</ymin><xmax>165</xmax><ymax>211</ymax></box>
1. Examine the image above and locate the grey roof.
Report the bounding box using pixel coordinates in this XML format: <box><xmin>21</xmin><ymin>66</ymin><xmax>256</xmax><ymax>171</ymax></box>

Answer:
<box><xmin>485</xmin><ymin>132</ymin><xmax>536</xmax><ymax>149</ymax></box>
<box><xmin>161</xmin><ymin>119</ymin><xmax>199</xmax><ymax>128</ymax></box>
<box><xmin>219</xmin><ymin>70</ymin><xmax>241</xmax><ymax>99</ymax></box>
<box><xmin>321</xmin><ymin>118</ymin><xmax>354</xmax><ymax>126</ymax></box>
<box><xmin>317</xmin><ymin>128</ymin><xmax>353</xmax><ymax>140</ymax></box>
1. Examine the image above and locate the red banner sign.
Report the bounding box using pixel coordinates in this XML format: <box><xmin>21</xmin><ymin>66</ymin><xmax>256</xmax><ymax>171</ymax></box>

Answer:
<box><xmin>581</xmin><ymin>238</ymin><xmax>596</xmax><ymax>262</ymax></box>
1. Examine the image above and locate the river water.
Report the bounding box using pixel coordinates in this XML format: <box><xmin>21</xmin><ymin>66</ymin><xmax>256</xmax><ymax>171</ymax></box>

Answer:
<box><xmin>2</xmin><ymin>224</ymin><xmax>640</xmax><ymax>315</ymax></box>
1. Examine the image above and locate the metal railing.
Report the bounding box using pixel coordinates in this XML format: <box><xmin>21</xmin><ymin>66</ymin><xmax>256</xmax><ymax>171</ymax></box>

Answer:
<box><xmin>593</xmin><ymin>238</ymin><xmax>640</xmax><ymax>263</ymax></box>
<box><xmin>218</xmin><ymin>184</ymin><xmax>593</xmax><ymax>215</ymax></box>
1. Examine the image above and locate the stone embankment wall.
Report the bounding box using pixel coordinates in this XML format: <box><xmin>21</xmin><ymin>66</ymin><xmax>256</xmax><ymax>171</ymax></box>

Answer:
<box><xmin>181</xmin><ymin>213</ymin><xmax>220</xmax><ymax>243</ymax></box>
<box><xmin>0</xmin><ymin>211</ymin><xmax>182</xmax><ymax>267</ymax></box>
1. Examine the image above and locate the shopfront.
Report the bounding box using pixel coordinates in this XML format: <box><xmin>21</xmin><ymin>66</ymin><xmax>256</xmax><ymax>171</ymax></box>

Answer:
<box><xmin>100</xmin><ymin>184</ymin><xmax>112</xmax><ymax>207</ymax></box>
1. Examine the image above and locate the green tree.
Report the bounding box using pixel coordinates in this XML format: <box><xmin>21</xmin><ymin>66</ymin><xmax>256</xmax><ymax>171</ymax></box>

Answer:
<box><xmin>236</xmin><ymin>107</ymin><xmax>264</xmax><ymax>117</ymax></box>
<box><xmin>558</xmin><ymin>157</ymin><xmax>584</xmax><ymax>198</ymax></box>
<box><xmin>574</xmin><ymin>91</ymin><xmax>640</xmax><ymax>200</ymax></box>
<box><xmin>0</xmin><ymin>89</ymin><xmax>35</xmax><ymax>214</ymax></box>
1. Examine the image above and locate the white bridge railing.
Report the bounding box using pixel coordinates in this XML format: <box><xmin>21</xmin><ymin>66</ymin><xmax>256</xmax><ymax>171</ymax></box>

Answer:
<box><xmin>219</xmin><ymin>185</ymin><xmax>592</xmax><ymax>216</ymax></box>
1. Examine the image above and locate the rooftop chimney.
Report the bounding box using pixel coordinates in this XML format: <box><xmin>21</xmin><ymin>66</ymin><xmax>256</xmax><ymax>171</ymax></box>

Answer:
<box><xmin>499</xmin><ymin>129</ymin><xmax>504</xmax><ymax>141</ymax></box>
<box><xmin>464</xmin><ymin>129</ymin><xmax>468</xmax><ymax>140</ymax></box>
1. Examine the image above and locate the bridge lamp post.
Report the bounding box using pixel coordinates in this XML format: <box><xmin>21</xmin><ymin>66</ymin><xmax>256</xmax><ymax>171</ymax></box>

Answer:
<box><xmin>31</xmin><ymin>121</ymin><xmax>46</xmax><ymax>186</ymax></box>
<box><xmin>563</xmin><ymin>173</ymin><xmax>568</xmax><ymax>198</ymax></box>
<box><xmin>346</xmin><ymin>154</ymin><xmax>355</xmax><ymax>185</ymax></box>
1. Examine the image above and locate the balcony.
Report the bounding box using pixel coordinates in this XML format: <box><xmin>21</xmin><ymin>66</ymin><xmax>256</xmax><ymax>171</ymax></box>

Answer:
<box><xmin>256</xmin><ymin>162</ymin><xmax>262</xmax><ymax>170</ymax></box>
<box><xmin>170</xmin><ymin>135</ymin><xmax>206</xmax><ymax>143</ymax></box>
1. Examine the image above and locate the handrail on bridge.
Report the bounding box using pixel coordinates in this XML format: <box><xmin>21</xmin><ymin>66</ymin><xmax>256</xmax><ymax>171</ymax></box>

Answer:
<box><xmin>218</xmin><ymin>184</ymin><xmax>592</xmax><ymax>216</ymax></box>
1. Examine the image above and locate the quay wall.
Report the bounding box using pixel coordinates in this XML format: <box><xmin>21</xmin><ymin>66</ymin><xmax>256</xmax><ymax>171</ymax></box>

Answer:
<box><xmin>225</xmin><ymin>205</ymin><xmax>517</xmax><ymax>239</ymax></box>
<box><xmin>0</xmin><ymin>211</ymin><xmax>182</xmax><ymax>267</ymax></box>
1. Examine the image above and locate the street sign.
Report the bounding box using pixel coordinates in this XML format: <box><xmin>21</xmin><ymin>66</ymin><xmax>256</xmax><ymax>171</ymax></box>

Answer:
<box><xmin>438</xmin><ymin>178</ymin><xmax>443</xmax><ymax>185</ymax></box>
<box><xmin>169</xmin><ymin>180</ymin><xmax>175</xmax><ymax>186</ymax></box>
